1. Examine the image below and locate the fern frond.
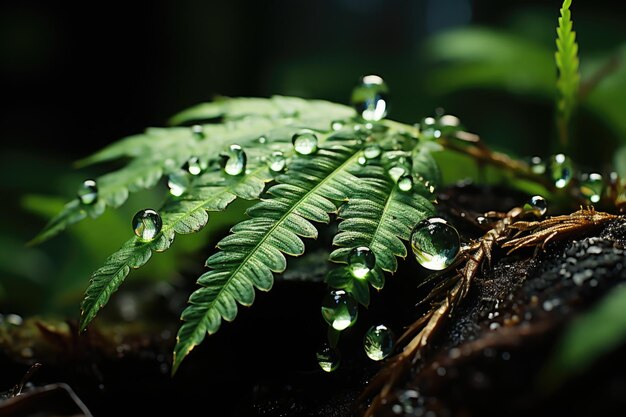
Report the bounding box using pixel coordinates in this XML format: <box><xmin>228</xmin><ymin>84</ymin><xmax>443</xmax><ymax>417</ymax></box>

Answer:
<box><xmin>330</xmin><ymin>162</ymin><xmax>435</xmax><ymax>273</ymax></box>
<box><xmin>555</xmin><ymin>0</ymin><xmax>580</xmax><ymax>144</ymax></box>
<box><xmin>32</xmin><ymin>97</ymin><xmax>354</xmax><ymax>244</ymax></box>
<box><xmin>173</xmin><ymin>144</ymin><xmax>361</xmax><ymax>373</ymax></box>
<box><xmin>79</xmin><ymin>164</ymin><xmax>271</xmax><ymax>331</ymax></box>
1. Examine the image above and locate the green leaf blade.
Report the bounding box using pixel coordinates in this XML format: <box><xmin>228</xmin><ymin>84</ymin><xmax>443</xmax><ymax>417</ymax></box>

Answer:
<box><xmin>173</xmin><ymin>145</ymin><xmax>361</xmax><ymax>373</ymax></box>
<box><xmin>79</xmin><ymin>165</ymin><xmax>272</xmax><ymax>331</ymax></box>
<box><xmin>555</xmin><ymin>0</ymin><xmax>580</xmax><ymax>144</ymax></box>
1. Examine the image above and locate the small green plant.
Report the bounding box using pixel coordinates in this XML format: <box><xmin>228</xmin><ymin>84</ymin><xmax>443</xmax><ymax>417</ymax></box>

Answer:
<box><xmin>32</xmin><ymin>0</ymin><xmax>625</xmax><ymax>388</ymax></box>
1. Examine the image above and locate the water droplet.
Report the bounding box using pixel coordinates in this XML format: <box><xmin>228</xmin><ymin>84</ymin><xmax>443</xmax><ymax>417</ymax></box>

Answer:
<box><xmin>257</xmin><ymin>135</ymin><xmax>267</xmax><ymax>144</ymax></box>
<box><xmin>184</xmin><ymin>157</ymin><xmax>203</xmax><ymax>176</ymax></box>
<box><xmin>580</xmin><ymin>173</ymin><xmax>603</xmax><ymax>203</ymax></box>
<box><xmin>348</xmin><ymin>247</ymin><xmax>376</xmax><ymax>279</ymax></box>
<box><xmin>292</xmin><ymin>130</ymin><xmax>318</xmax><ymax>155</ymax></box>
<box><xmin>220</xmin><ymin>144</ymin><xmax>247</xmax><ymax>176</ymax></box>
<box><xmin>316</xmin><ymin>343</ymin><xmax>340</xmax><ymax>372</ymax></box>
<box><xmin>363</xmin><ymin>324</ymin><xmax>395</xmax><ymax>361</ymax></box>
<box><xmin>529</xmin><ymin>156</ymin><xmax>546</xmax><ymax>175</ymax></box>
<box><xmin>410</xmin><ymin>217</ymin><xmax>460</xmax><ymax>270</ymax></box>
<box><xmin>398</xmin><ymin>175</ymin><xmax>413</xmax><ymax>192</ymax></box>
<box><xmin>321</xmin><ymin>289</ymin><xmax>358</xmax><ymax>331</ymax></box>
<box><xmin>77</xmin><ymin>179</ymin><xmax>98</xmax><ymax>205</ymax></box>
<box><xmin>331</xmin><ymin>120</ymin><xmax>344</xmax><ymax>131</ymax></box>
<box><xmin>548</xmin><ymin>154</ymin><xmax>574</xmax><ymax>189</ymax></box>
<box><xmin>191</xmin><ymin>125</ymin><xmax>205</xmax><ymax>140</ymax></box>
<box><xmin>266</xmin><ymin>151</ymin><xmax>286</xmax><ymax>172</ymax></box>
<box><xmin>388</xmin><ymin>166</ymin><xmax>408</xmax><ymax>182</ymax></box>
<box><xmin>420</xmin><ymin>117</ymin><xmax>441</xmax><ymax>141</ymax></box>
<box><xmin>351</xmin><ymin>75</ymin><xmax>389</xmax><ymax>121</ymax></box>
<box><xmin>523</xmin><ymin>195</ymin><xmax>547</xmax><ymax>216</ymax></box>
<box><xmin>5</xmin><ymin>314</ymin><xmax>23</xmax><ymax>326</ymax></box>
<box><xmin>358</xmin><ymin>155</ymin><xmax>367</xmax><ymax>165</ymax></box>
<box><xmin>167</xmin><ymin>170</ymin><xmax>189</xmax><ymax>197</ymax></box>
<box><xmin>132</xmin><ymin>209</ymin><xmax>162</xmax><ymax>241</ymax></box>
<box><xmin>363</xmin><ymin>144</ymin><xmax>382</xmax><ymax>160</ymax></box>
<box><xmin>438</xmin><ymin>114</ymin><xmax>461</xmax><ymax>128</ymax></box>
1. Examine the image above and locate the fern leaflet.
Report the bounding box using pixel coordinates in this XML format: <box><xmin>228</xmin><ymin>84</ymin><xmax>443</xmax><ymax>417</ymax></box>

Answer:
<box><xmin>79</xmin><ymin>164</ymin><xmax>271</xmax><ymax>331</ymax></box>
<box><xmin>173</xmin><ymin>144</ymin><xmax>362</xmax><ymax>372</ymax></box>
<box><xmin>555</xmin><ymin>0</ymin><xmax>580</xmax><ymax>144</ymax></box>
<box><xmin>32</xmin><ymin>97</ymin><xmax>354</xmax><ymax>244</ymax></box>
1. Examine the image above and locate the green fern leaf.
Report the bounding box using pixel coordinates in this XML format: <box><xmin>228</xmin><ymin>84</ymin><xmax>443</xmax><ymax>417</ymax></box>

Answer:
<box><xmin>79</xmin><ymin>165</ymin><xmax>271</xmax><ymax>331</ymax></box>
<box><xmin>173</xmin><ymin>144</ymin><xmax>361</xmax><ymax>373</ymax></box>
<box><xmin>329</xmin><ymin>162</ymin><xmax>435</xmax><ymax>273</ymax></box>
<box><xmin>32</xmin><ymin>97</ymin><xmax>354</xmax><ymax>244</ymax></box>
<box><xmin>555</xmin><ymin>0</ymin><xmax>580</xmax><ymax>144</ymax></box>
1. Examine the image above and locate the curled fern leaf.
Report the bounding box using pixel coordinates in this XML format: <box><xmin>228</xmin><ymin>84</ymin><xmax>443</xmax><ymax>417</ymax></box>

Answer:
<box><xmin>173</xmin><ymin>145</ymin><xmax>361</xmax><ymax>373</ymax></box>
<box><xmin>555</xmin><ymin>0</ymin><xmax>580</xmax><ymax>144</ymax></box>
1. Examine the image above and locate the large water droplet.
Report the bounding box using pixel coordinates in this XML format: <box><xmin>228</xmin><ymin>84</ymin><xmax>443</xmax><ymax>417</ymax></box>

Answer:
<box><xmin>267</xmin><ymin>151</ymin><xmax>286</xmax><ymax>172</ymax></box>
<box><xmin>548</xmin><ymin>154</ymin><xmax>574</xmax><ymax>189</ymax></box>
<box><xmin>348</xmin><ymin>247</ymin><xmax>376</xmax><ymax>279</ymax></box>
<box><xmin>363</xmin><ymin>324</ymin><xmax>395</xmax><ymax>361</ymax></box>
<box><xmin>580</xmin><ymin>173</ymin><xmax>603</xmax><ymax>203</ymax></box>
<box><xmin>292</xmin><ymin>130</ymin><xmax>318</xmax><ymax>155</ymax></box>
<box><xmin>167</xmin><ymin>170</ymin><xmax>189</xmax><ymax>197</ymax></box>
<box><xmin>363</xmin><ymin>144</ymin><xmax>382</xmax><ymax>160</ymax></box>
<box><xmin>523</xmin><ymin>195</ymin><xmax>547</xmax><ymax>216</ymax></box>
<box><xmin>77</xmin><ymin>179</ymin><xmax>98</xmax><ymax>205</ymax></box>
<box><xmin>410</xmin><ymin>217</ymin><xmax>460</xmax><ymax>270</ymax></box>
<box><xmin>191</xmin><ymin>125</ymin><xmax>205</xmax><ymax>140</ymax></box>
<box><xmin>398</xmin><ymin>175</ymin><xmax>413</xmax><ymax>192</ymax></box>
<box><xmin>184</xmin><ymin>157</ymin><xmax>203</xmax><ymax>176</ymax></box>
<box><xmin>321</xmin><ymin>289</ymin><xmax>358</xmax><ymax>331</ymax></box>
<box><xmin>132</xmin><ymin>209</ymin><xmax>162</xmax><ymax>242</ymax></box>
<box><xmin>316</xmin><ymin>343</ymin><xmax>340</xmax><ymax>372</ymax></box>
<box><xmin>351</xmin><ymin>75</ymin><xmax>389</xmax><ymax>121</ymax></box>
<box><xmin>220</xmin><ymin>144</ymin><xmax>247</xmax><ymax>176</ymax></box>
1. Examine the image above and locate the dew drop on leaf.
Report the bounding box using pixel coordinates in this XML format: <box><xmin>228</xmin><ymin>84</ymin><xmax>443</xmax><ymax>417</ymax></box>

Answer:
<box><xmin>410</xmin><ymin>217</ymin><xmax>460</xmax><ymax>271</ymax></box>
<box><xmin>167</xmin><ymin>170</ymin><xmax>189</xmax><ymax>197</ymax></box>
<box><xmin>388</xmin><ymin>166</ymin><xmax>409</xmax><ymax>183</ymax></box>
<box><xmin>220</xmin><ymin>144</ymin><xmax>247</xmax><ymax>176</ymax></box>
<box><xmin>358</xmin><ymin>155</ymin><xmax>367</xmax><ymax>165</ymax></box>
<box><xmin>292</xmin><ymin>130</ymin><xmax>318</xmax><ymax>155</ymax></box>
<box><xmin>321</xmin><ymin>289</ymin><xmax>358</xmax><ymax>331</ymax></box>
<box><xmin>420</xmin><ymin>117</ymin><xmax>441</xmax><ymax>141</ymax></box>
<box><xmin>528</xmin><ymin>156</ymin><xmax>546</xmax><ymax>175</ymax></box>
<box><xmin>266</xmin><ymin>151</ymin><xmax>286</xmax><ymax>173</ymax></box>
<box><xmin>579</xmin><ymin>173</ymin><xmax>603</xmax><ymax>203</ymax></box>
<box><xmin>331</xmin><ymin>120</ymin><xmax>344</xmax><ymax>131</ymax></box>
<box><xmin>348</xmin><ymin>246</ymin><xmax>376</xmax><ymax>279</ymax></box>
<box><xmin>548</xmin><ymin>153</ymin><xmax>574</xmax><ymax>189</ymax></box>
<box><xmin>398</xmin><ymin>175</ymin><xmax>413</xmax><ymax>192</ymax></box>
<box><xmin>316</xmin><ymin>343</ymin><xmax>340</xmax><ymax>372</ymax></box>
<box><xmin>132</xmin><ymin>209</ymin><xmax>162</xmax><ymax>242</ymax></box>
<box><xmin>363</xmin><ymin>144</ymin><xmax>382</xmax><ymax>160</ymax></box>
<box><xmin>363</xmin><ymin>324</ymin><xmax>395</xmax><ymax>361</ymax></box>
<box><xmin>190</xmin><ymin>124</ymin><xmax>205</xmax><ymax>140</ymax></box>
<box><xmin>351</xmin><ymin>75</ymin><xmax>388</xmax><ymax>122</ymax></box>
<box><xmin>256</xmin><ymin>135</ymin><xmax>267</xmax><ymax>144</ymax></box>
<box><xmin>184</xmin><ymin>157</ymin><xmax>203</xmax><ymax>176</ymax></box>
<box><xmin>523</xmin><ymin>195</ymin><xmax>547</xmax><ymax>216</ymax></box>
<box><xmin>77</xmin><ymin>179</ymin><xmax>98</xmax><ymax>205</ymax></box>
